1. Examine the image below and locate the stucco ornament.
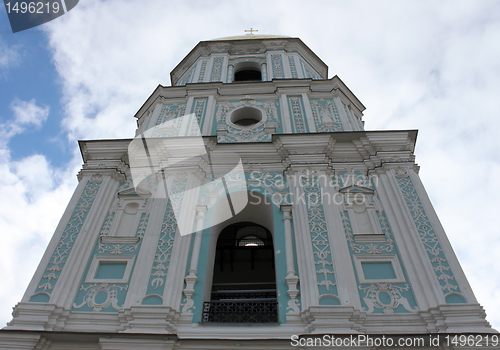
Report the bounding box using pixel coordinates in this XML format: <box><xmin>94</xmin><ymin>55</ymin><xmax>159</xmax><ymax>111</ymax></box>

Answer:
<box><xmin>359</xmin><ymin>282</ymin><xmax>418</xmax><ymax>314</ymax></box>
<box><xmin>73</xmin><ymin>283</ymin><xmax>128</xmax><ymax>312</ymax></box>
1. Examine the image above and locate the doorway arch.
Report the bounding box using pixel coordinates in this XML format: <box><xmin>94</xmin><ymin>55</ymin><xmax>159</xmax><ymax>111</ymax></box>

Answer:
<box><xmin>202</xmin><ymin>191</ymin><xmax>279</xmax><ymax>323</ymax></box>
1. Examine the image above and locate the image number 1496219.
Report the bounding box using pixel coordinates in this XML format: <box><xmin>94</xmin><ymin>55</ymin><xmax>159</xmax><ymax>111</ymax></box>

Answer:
<box><xmin>3</xmin><ymin>0</ymin><xmax>79</xmax><ymax>33</ymax></box>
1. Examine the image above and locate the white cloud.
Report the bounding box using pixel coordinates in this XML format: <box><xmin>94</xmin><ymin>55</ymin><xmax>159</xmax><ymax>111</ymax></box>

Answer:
<box><xmin>0</xmin><ymin>38</ymin><xmax>20</xmax><ymax>73</ymax></box>
<box><xmin>0</xmin><ymin>148</ymin><xmax>78</xmax><ymax>327</ymax></box>
<box><xmin>1</xmin><ymin>0</ymin><xmax>499</xmax><ymax>331</ymax></box>
<box><xmin>0</xmin><ymin>99</ymin><xmax>49</xmax><ymax>144</ymax></box>
<box><xmin>11</xmin><ymin>98</ymin><xmax>49</xmax><ymax>127</ymax></box>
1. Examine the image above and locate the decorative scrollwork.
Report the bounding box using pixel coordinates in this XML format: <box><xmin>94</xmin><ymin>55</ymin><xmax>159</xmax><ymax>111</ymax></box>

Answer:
<box><xmin>31</xmin><ymin>180</ymin><xmax>101</xmax><ymax>299</ymax></box>
<box><xmin>341</xmin><ymin>211</ymin><xmax>395</xmax><ymax>254</ymax></box>
<box><xmin>301</xmin><ymin>175</ymin><xmax>337</xmax><ymax>294</ymax></box>
<box><xmin>145</xmin><ymin>178</ymin><xmax>187</xmax><ymax>297</ymax></box>
<box><xmin>310</xmin><ymin>99</ymin><xmax>343</xmax><ymax>132</ymax></box>
<box><xmin>396</xmin><ymin>174</ymin><xmax>461</xmax><ymax>296</ymax></box>
<box><xmin>210</xmin><ymin>56</ymin><xmax>224</xmax><ymax>82</ymax></box>
<box><xmin>359</xmin><ymin>282</ymin><xmax>418</xmax><ymax>314</ymax></box>
<box><xmin>271</xmin><ymin>54</ymin><xmax>283</xmax><ymax>79</ymax></box>
<box><xmin>288</xmin><ymin>96</ymin><xmax>306</xmax><ymax>133</ymax></box>
<box><xmin>73</xmin><ymin>283</ymin><xmax>128</xmax><ymax>312</ymax></box>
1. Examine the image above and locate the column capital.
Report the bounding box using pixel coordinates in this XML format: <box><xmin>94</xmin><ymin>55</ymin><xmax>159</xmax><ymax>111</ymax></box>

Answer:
<box><xmin>195</xmin><ymin>205</ymin><xmax>207</xmax><ymax>214</ymax></box>
<box><xmin>280</xmin><ymin>204</ymin><xmax>292</xmax><ymax>213</ymax></box>
<box><xmin>280</xmin><ymin>205</ymin><xmax>293</xmax><ymax>220</ymax></box>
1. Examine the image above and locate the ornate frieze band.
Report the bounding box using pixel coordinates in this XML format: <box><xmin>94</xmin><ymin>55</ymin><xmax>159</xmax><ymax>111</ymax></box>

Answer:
<box><xmin>288</xmin><ymin>56</ymin><xmax>298</xmax><ymax>78</ymax></box>
<box><xmin>71</xmin><ymin>181</ymin><xmax>151</xmax><ymax>312</ymax></box>
<box><xmin>310</xmin><ymin>98</ymin><xmax>343</xmax><ymax>132</ymax></box>
<box><xmin>198</xmin><ymin>60</ymin><xmax>207</xmax><ymax>82</ymax></box>
<box><xmin>155</xmin><ymin>103</ymin><xmax>186</xmax><ymax>130</ymax></box>
<box><xmin>339</xmin><ymin>171</ymin><xmax>418</xmax><ymax>314</ymax></box>
<box><xmin>271</xmin><ymin>54</ymin><xmax>284</xmax><ymax>79</ymax></box>
<box><xmin>210</xmin><ymin>57</ymin><xmax>224</xmax><ymax>82</ymax></box>
<box><xmin>189</xmin><ymin>98</ymin><xmax>208</xmax><ymax>136</ymax></box>
<box><xmin>143</xmin><ymin>175</ymin><xmax>188</xmax><ymax>303</ymax></box>
<box><xmin>287</xmin><ymin>96</ymin><xmax>307</xmax><ymax>133</ymax></box>
<box><xmin>395</xmin><ymin>168</ymin><xmax>464</xmax><ymax>301</ymax></box>
<box><xmin>301</xmin><ymin>172</ymin><xmax>338</xmax><ymax>301</ymax></box>
<box><xmin>176</xmin><ymin>67</ymin><xmax>195</xmax><ymax>86</ymax></box>
<box><xmin>300</xmin><ymin>59</ymin><xmax>319</xmax><ymax>79</ymax></box>
<box><xmin>30</xmin><ymin>175</ymin><xmax>103</xmax><ymax>302</ymax></box>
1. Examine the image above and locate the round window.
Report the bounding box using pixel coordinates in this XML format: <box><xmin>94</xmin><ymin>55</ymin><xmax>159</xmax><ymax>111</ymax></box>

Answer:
<box><xmin>230</xmin><ymin>107</ymin><xmax>262</xmax><ymax>127</ymax></box>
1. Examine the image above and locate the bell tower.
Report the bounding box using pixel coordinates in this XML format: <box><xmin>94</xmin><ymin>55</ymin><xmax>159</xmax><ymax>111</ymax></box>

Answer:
<box><xmin>0</xmin><ymin>33</ymin><xmax>495</xmax><ymax>349</ymax></box>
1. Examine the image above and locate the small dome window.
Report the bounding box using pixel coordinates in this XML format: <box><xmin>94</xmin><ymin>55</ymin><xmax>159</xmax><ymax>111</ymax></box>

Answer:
<box><xmin>233</xmin><ymin>62</ymin><xmax>262</xmax><ymax>82</ymax></box>
<box><xmin>230</xmin><ymin>107</ymin><xmax>262</xmax><ymax>127</ymax></box>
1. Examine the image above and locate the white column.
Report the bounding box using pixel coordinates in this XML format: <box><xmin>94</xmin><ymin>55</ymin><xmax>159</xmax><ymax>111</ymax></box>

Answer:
<box><xmin>227</xmin><ymin>64</ymin><xmax>234</xmax><ymax>83</ymax></box>
<box><xmin>261</xmin><ymin>63</ymin><xmax>268</xmax><ymax>81</ymax></box>
<box><xmin>281</xmin><ymin>205</ymin><xmax>300</xmax><ymax>315</ymax></box>
<box><xmin>181</xmin><ymin>205</ymin><xmax>207</xmax><ymax>315</ymax></box>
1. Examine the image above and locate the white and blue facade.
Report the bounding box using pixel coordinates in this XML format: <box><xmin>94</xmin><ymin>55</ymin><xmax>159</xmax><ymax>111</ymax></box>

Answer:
<box><xmin>0</xmin><ymin>34</ymin><xmax>495</xmax><ymax>349</ymax></box>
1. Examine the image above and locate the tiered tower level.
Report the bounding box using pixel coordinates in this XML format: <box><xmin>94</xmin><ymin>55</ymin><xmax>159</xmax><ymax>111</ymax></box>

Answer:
<box><xmin>1</xmin><ymin>34</ymin><xmax>495</xmax><ymax>349</ymax></box>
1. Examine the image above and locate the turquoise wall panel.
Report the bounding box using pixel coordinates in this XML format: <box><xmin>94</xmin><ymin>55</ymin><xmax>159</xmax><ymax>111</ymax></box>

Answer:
<box><xmin>361</xmin><ymin>262</ymin><xmax>396</xmax><ymax>280</ymax></box>
<box><xmin>30</xmin><ymin>177</ymin><xmax>102</xmax><ymax>302</ymax></box>
<box><xmin>287</xmin><ymin>96</ymin><xmax>308</xmax><ymax>133</ymax></box>
<box><xmin>143</xmin><ymin>177</ymin><xmax>187</xmax><ymax>302</ymax></box>
<box><xmin>95</xmin><ymin>262</ymin><xmax>127</xmax><ymax>280</ymax></box>
<box><xmin>71</xmin><ymin>180</ymin><xmax>150</xmax><ymax>313</ymax></box>
<box><xmin>396</xmin><ymin>171</ymin><xmax>465</xmax><ymax>303</ymax></box>
<box><xmin>301</xmin><ymin>175</ymin><xmax>338</xmax><ymax>298</ymax></box>
<box><xmin>310</xmin><ymin>98</ymin><xmax>343</xmax><ymax>132</ymax></box>
<box><xmin>213</xmin><ymin>99</ymin><xmax>282</xmax><ymax>142</ymax></box>
<box><xmin>338</xmin><ymin>172</ymin><xmax>418</xmax><ymax>314</ymax></box>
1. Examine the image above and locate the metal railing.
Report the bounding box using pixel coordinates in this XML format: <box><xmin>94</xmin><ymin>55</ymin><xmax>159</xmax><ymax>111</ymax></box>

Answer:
<box><xmin>202</xmin><ymin>282</ymin><xmax>278</xmax><ymax>323</ymax></box>
<box><xmin>202</xmin><ymin>300</ymin><xmax>278</xmax><ymax>323</ymax></box>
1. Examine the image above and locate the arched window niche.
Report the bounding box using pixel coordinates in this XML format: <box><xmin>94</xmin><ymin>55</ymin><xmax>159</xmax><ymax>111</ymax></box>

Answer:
<box><xmin>201</xmin><ymin>190</ymin><xmax>283</xmax><ymax>323</ymax></box>
<box><xmin>233</xmin><ymin>61</ymin><xmax>262</xmax><ymax>82</ymax></box>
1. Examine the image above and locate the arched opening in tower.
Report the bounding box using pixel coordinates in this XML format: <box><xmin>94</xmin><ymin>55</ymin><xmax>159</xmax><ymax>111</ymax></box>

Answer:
<box><xmin>203</xmin><ymin>221</ymin><xmax>278</xmax><ymax>323</ymax></box>
<box><xmin>234</xmin><ymin>68</ymin><xmax>262</xmax><ymax>82</ymax></box>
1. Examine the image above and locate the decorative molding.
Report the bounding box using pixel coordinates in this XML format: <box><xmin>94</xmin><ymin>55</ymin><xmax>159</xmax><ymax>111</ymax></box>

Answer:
<box><xmin>30</xmin><ymin>179</ymin><xmax>102</xmax><ymax>301</ymax></box>
<box><xmin>155</xmin><ymin>103</ymin><xmax>186</xmax><ymax>130</ymax></box>
<box><xmin>310</xmin><ymin>98</ymin><xmax>343</xmax><ymax>132</ymax></box>
<box><xmin>73</xmin><ymin>283</ymin><xmax>128</xmax><ymax>312</ymax></box>
<box><xmin>288</xmin><ymin>56</ymin><xmax>298</xmax><ymax>79</ymax></box>
<box><xmin>198</xmin><ymin>60</ymin><xmax>207</xmax><ymax>82</ymax></box>
<box><xmin>210</xmin><ymin>56</ymin><xmax>224</xmax><ymax>82</ymax></box>
<box><xmin>287</xmin><ymin>96</ymin><xmax>307</xmax><ymax>133</ymax></box>
<box><xmin>271</xmin><ymin>54</ymin><xmax>284</xmax><ymax>79</ymax></box>
<box><xmin>396</xmin><ymin>169</ymin><xmax>463</xmax><ymax>298</ymax></box>
<box><xmin>189</xmin><ymin>98</ymin><xmax>208</xmax><ymax>136</ymax></box>
<box><xmin>176</xmin><ymin>66</ymin><xmax>195</xmax><ymax>86</ymax></box>
<box><xmin>144</xmin><ymin>177</ymin><xmax>187</xmax><ymax>300</ymax></box>
<box><xmin>301</xmin><ymin>173</ymin><xmax>338</xmax><ymax>297</ymax></box>
<box><xmin>359</xmin><ymin>282</ymin><xmax>418</xmax><ymax>314</ymax></box>
<box><xmin>215</xmin><ymin>99</ymin><xmax>280</xmax><ymax>143</ymax></box>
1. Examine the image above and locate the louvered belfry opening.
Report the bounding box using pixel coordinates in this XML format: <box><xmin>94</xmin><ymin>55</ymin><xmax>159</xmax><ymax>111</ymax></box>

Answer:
<box><xmin>202</xmin><ymin>222</ymin><xmax>278</xmax><ymax>323</ymax></box>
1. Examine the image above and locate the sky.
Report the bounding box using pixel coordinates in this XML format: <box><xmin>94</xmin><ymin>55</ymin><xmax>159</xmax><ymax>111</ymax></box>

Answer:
<box><xmin>0</xmin><ymin>0</ymin><xmax>499</xmax><ymax>330</ymax></box>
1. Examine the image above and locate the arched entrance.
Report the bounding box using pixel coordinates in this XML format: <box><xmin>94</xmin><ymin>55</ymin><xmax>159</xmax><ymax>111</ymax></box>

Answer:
<box><xmin>201</xmin><ymin>192</ymin><xmax>279</xmax><ymax>323</ymax></box>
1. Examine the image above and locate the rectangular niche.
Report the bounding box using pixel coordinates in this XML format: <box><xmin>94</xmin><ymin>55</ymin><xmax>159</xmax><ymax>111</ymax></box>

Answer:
<box><xmin>85</xmin><ymin>255</ymin><xmax>135</xmax><ymax>284</ymax></box>
<box><xmin>353</xmin><ymin>255</ymin><xmax>405</xmax><ymax>284</ymax></box>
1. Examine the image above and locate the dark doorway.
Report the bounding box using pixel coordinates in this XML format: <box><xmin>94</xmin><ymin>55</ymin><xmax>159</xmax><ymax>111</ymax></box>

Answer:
<box><xmin>202</xmin><ymin>222</ymin><xmax>278</xmax><ymax>323</ymax></box>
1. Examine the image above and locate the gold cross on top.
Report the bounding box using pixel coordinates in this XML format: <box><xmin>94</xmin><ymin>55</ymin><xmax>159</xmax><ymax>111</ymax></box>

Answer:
<box><xmin>245</xmin><ymin>28</ymin><xmax>258</xmax><ymax>35</ymax></box>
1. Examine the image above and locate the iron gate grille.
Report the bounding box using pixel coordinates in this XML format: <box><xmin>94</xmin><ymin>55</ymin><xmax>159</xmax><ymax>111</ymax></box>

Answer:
<box><xmin>202</xmin><ymin>300</ymin><xmax>278</xmax><ymax>323</ymax></box>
